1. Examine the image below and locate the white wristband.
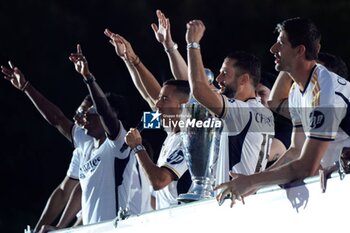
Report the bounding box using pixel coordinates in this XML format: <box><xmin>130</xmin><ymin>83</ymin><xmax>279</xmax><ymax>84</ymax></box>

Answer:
<box><xmin>165</xmin><ymin>43</ymin><xmax>178</xmax><ymax>53</ymax></box>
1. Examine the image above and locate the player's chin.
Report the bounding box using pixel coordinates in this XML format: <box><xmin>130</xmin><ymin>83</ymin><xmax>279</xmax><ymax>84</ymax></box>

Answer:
<box><xmin>84</xmin><ymin>129</ymin><xmax>91</xmax><ymax>136</ymax></box>
<box><xmin>157</xmin><ymin>108</ymin><xmax>164</xmax><ymax>115</ymax></box>
<box><xmin>218</xmin><ymin>86</ymin><xmax>225</xmax><ymax>94</ymax></box>
<box><xmin>83</xmin><ymin>127</ymin><xmax>93</xmax><ymax>136</ymax></box>
<box><xmin>274</xmin><ymin>63</ymin><xmax>284</xmax><ymax>72</ymax></box>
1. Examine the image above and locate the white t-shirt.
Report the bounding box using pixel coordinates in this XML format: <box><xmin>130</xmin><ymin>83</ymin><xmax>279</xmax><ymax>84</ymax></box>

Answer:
<box><xmin>289</xmin><ymin>64</ymin><xmax>350</xmax><ymax>167</ymax></box>
<box><xmin>67</xmin><ymin>123</ymin><xmax>150</xmax><ymax>224</ymax></box>
<box><xmin>215</xmin><ymin>96</ymin><xmax>274</xmax><ymax>185</ymax></box>
<box><xmin>154</xmin><ymin>132</ymin><xmax>190</xmax><ymax>210</ymax></box>
<box><xmin>124</xmin><ymin>157</ymin><xmax>153</xmax><ymax>214</ymax></box>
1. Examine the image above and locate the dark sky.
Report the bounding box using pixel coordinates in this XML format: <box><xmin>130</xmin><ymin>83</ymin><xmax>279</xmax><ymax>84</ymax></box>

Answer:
<box><xmin>1</xmin><ymin>0</ymin><xmax>350</xmax><ymax>232</ymax></box>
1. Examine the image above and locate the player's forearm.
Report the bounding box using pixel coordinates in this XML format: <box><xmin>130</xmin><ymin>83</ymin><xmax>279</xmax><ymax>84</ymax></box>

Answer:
<box><xmin>24</xmin><ymin>83</ymin><xmax>72</xmax><ymax>138</ymax></box>
<box><xmin>56</xmin><ymin>184</ymin><xmax>82</xmax><ymax>228</ymax></box>
<box><xmin>187</xmin><ymin>47</ymin><xmax>223</xmax><ymax>115</ymax></box>
<box><xmin>165</xmin><ymin>48</ymin><xmax>189</xmax><ymax>81</ymax></box>
<box><xmin>134</xmin><ymin>61</ymin><xmax>162</xmax><ymax>103</ymax></box>
<box><xmin>72</xmin><ymin>215</ymin><xmax>83</xmax><ymax>227</ymax></box>
<box><xmin>124</xmin><ymin>60</ymin><xmax>156</xmax><ymax>109</ymax></box>
<box><xmin>56</xmin><ymin>208</ymin><xmax>80</xmax><ymax>229</ymax></box>
<box><xmin>266</xmin><ymin>146</ymin><xmax>300</xmax><ymax>171</ymax></box>
<box><xmin>256</xmin><ymin>139</ymin><xmax>330</xmax><ymax>188</ymax></box>
<box><xmin>251</xmin><ymin>161</ymin><xmax>302</xmax><ymax>189</ymax></box>
<box><xmin>187</xmin><ymin>47</ymin><xmax>209</xmax><ymax>96</ymax></box>
<box><xmin>85</xmin><ymin>74</ymin><xmax>120</xmax><ymax>138</ymax></box>
<box><xmin>34</xmin><ymin>188</ymin><xmax>69</xmax><ymax>232</ymax></box>
<box><xmin>136</xmin><ymin>151</ymin><xmax>170</xmax><ymax>190</ymax></box>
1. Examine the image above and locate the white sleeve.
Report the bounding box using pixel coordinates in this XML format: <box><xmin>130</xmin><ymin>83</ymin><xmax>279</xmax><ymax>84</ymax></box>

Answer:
<box><xmin>289</xmin><ymin>83</ymin><xmax>302</xmax><ymax>127</ymax></box>
<box><xmin>160</xmin><ymin>137</ymin><xmax>188</xmax><ymax>180</ymax></box>
<box><xmin>105</xmin><ymin>121</ymin><xmax>129</xmax><ymax>159</ymax></box>
<box><xmin>66</xmin><ymin>148</ymin><xmax>80</xmax><ymax>179</ymax></box>
<box><xmin>221</xmin><ymin>96</ymin><xmax>251</xmax><ymax>134</ymax></box>
<box><xmin>307</xmin><ymin>71</ymin><xmax>344</xmax><ymax>140</ymax></box>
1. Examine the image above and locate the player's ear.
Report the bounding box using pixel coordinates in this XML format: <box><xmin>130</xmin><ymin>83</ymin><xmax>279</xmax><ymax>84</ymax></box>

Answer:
<box><xmin>239</xmin><ymin>73</ymin><xmax>250</xmax><ymax>85</ymax></box>
<box><xmin>296</xmin><ymin>45</ymin><xmax>306</xmax><ymax>58</ymax></box>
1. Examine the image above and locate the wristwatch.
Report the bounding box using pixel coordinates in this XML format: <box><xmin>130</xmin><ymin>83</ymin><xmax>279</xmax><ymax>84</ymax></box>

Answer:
<box><xmin>133</xmin><ymin>144</ymin><xmax>146</xmax><ymax>154</ymax></box>
<box><xmin>187</xmin><ymin>42</ymin><xmax>200</xmax><ymax>49</ymax></box>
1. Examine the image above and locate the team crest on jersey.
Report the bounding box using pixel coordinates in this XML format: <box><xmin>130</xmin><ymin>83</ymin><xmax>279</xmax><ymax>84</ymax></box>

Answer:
<box><xmin>337</xmin><ymin>78</ymin><xmax>347</xmax><ymax>86</ymax></box>
<box><xmin>309</xmin><ymin>110</ymin><xmax>325</xmax><ymax>129</ymax></box>
<box><xmin>79</xmin><ymin>156</ymin><xmax>101</xmax><ymax>179</ymax></box>
<box><xmin>166</xmin><ymin>150</ymin><xmax>184</xmax><ymax>165</ymax></box>
<box><xmin>228</xmin><ymin>98</ymin><xmax>236</xmax><ymax>103</ymax></box>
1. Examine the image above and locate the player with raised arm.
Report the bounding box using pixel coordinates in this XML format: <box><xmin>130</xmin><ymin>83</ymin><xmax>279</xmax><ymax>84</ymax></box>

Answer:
<box><xmin>186</xmin><ymin>20</ymin><xmax>274</xmax><ymax>187</ymax></box>
<box><xmin>104</xmin><ymin>30</ymin><xmax>192</xmax><ymax>210</ymax></box>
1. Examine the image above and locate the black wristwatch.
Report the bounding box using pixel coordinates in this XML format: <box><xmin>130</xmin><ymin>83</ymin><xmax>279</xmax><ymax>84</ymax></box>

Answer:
<box><xmin>133</xmin><ymin>144</ymin><xmax>146</xmax><ymax>154</ymax></box>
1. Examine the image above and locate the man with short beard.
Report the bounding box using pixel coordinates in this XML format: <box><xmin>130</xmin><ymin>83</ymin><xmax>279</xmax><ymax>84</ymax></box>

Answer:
<box><xmin>185</xmin><ymin>20</ymin><xmax>274</xmax><ymax>187</ymax></box>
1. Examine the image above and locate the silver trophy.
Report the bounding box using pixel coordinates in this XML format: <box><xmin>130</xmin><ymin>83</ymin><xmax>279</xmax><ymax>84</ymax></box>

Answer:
<box><xmin>177</xmin><ymin>101</ymin><xmax>222</xmax><ymax>202</ymax></box>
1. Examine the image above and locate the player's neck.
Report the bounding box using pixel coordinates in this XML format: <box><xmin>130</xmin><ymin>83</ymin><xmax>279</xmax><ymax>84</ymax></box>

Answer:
<box><xmin>290</xmin><ymin>60</ymin><xmax>317</xmax><ymax>92</ymax></box>
<box><xmin>93</xmin><ymin>135</ymin><xmax>106</xmax><ymax>148</ymax></box>
<box><xmin>235</xmin><ymin>87</ymin><xmax>256</xmax><ymax>101</ymax></box>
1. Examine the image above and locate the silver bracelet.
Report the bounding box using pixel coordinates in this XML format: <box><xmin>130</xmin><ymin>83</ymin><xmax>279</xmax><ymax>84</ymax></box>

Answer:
<box><xmin>165</xmin><ymin>43</ymin><xmax>178</xmax><ymax>53</ymax></box>
<box><xmin>187</xmin><ymin>42</ymin><xmax>200</xmax><ymax>50</ymax></box>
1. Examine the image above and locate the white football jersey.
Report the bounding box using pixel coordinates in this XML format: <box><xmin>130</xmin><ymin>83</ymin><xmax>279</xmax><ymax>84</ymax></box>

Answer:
<box><xmin>289</xmin><ymin>64</ymin><xmax>350</xmax><ymax>167</ymax></box>
<box><xmin>215</xmin><ymin>96</ymin><xmax>274</xmax><ymax>185</ymax></box>
<box><xmin>68</xmin><ymin>123</ymin><xmax>151</xmax><ymax>224</ymax></box>
<box><xmin>154</xmin><ymin>132</ymin><xmax>191</xmax><ymax>210</ymax></box>
<box><xmin>125</xmin><ymin>158</ymin><xmax>153</xmax><ymax>214</ymax></box>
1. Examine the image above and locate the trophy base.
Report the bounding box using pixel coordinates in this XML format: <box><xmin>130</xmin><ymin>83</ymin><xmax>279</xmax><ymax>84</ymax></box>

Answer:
<box><xmin>177</xmin><ymin>180</ymin><xmax>214</xmax><ymax>203</ymax></box>
<box><xmin>177</xmin><ymin>193</ymin><xmax>212</xmax><ymax>203</ymax></box>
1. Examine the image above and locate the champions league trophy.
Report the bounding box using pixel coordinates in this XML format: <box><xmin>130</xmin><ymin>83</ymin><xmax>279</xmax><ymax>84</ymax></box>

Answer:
<box><xmin>177</xmin><ymin>99</ymin><xmax>223</xmax><ymax>203</ymax></box>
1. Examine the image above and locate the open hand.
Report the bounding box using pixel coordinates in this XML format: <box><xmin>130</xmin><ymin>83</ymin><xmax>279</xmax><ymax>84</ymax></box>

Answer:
<box><xmin>151</xmin><ymin>9</ymin><xmax>174</xmax><ymax>48</ymax></box>
<box><xmin>1</xmin><ymin>61</ymin><xmax>28</xmax><ymax>91</ymax></box>
<box><xmin>214</xmin><ymin>172</ymin><xmax>255</xmax><ymax>207</ymax></box>
<box><xmin>104</xmin><ymin>29</ymin><xmax>138</xmax><ymax>63</ymax></box>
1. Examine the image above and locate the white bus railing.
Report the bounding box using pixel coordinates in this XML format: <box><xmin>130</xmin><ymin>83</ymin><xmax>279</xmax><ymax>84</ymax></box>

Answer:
<box><xmin>39</xmin><ymin>172</ymin><xmax>349</xmax><ymax>233</ymax></box>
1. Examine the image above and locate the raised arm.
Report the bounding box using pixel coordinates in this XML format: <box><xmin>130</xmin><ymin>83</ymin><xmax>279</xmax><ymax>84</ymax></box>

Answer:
<box><xmin>186</xmin><ymin>20</ymin><xmax>223</xmax><ymax>115</ymax></box>
<box><xmin>1</xmin><ymin>62</ymin><xmax>74</xmax><ymax>141</ymax></box>
<box><xmin>69</xmin><ymin>44</ymin><xmax>120</xmax><ymax>139</ymax></box>
<box><xmin>104</xmin><ymin>30</ymin><xmax>160</xmax><ymax>110</ymax></box>
<box><xmin>267</xmin><ymin>71</ymin><xmax>293</xmax><ymax>119</ymax></box>
<box><xmin>151</xmin><ymin>9</ymin><xmax>188</xmax><ymax>81</ymax></box>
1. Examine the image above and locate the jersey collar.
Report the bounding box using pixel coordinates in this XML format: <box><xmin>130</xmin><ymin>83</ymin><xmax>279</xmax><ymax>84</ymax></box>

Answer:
<box><xmin>244</xmin><ymin>97</ymin><xmax>257</xmax><ymax>102</ymax></box>
<box><xmin>300</xmin><ymin>64</ymin><xmax>317</xmax><ymax>95</ymax></box>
